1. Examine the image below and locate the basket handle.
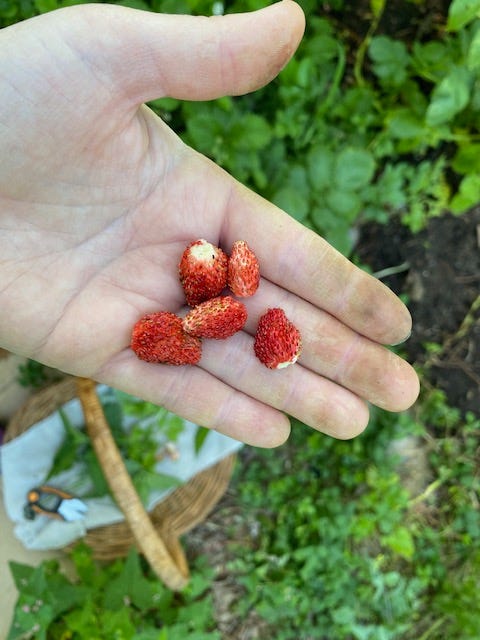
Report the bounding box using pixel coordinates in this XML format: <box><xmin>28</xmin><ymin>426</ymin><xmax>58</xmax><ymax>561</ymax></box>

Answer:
<box><xmin>76</xmin><ymin>377</ymin><xmax>189</xmax><ymax>591</ymax></box>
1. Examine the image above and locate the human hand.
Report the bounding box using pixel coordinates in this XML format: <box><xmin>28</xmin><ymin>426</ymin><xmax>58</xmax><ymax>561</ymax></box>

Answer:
<box><xmin>0</xmin><ymin>1</ymin><xmax>419</xmax><ymax>446</ymax></box>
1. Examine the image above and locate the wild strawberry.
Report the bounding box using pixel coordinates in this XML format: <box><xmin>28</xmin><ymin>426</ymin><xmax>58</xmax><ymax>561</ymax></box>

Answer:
<box><xmin>227</xmin><ymin>240</ymin><xmax>260</xmax><ymax>297</ymax></box>
<box><xmin>179</xmin><ymin>239</ymin><xmax>228</xmax><ymax>306</ymax></box>
<box><xmin>254</xmin><ymin>308</ymin><xmax>302</xmax><ymax>369</ymax></box>
<box><xmin>131</xmin><ymin>312</ymin><xmax>201</xmax><ymax>365</ymax></box>
<box><xmin>183</xmin><ymin>296</ymin><xmax>247</xmax><ymax>339</ymax></box>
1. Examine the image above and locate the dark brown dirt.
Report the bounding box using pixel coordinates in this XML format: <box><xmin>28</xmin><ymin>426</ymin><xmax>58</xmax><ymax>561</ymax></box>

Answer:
<box><xmin>357</xmin><ymin>206</ymin><xmax>480</xmax><ymax>416</ymax></box>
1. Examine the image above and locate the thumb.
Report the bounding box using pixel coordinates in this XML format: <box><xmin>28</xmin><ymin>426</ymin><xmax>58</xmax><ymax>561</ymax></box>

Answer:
<box><xmin>65</xmin><ymin>1</ymin><xmax>305</xmax><ymax>104</ymax></box>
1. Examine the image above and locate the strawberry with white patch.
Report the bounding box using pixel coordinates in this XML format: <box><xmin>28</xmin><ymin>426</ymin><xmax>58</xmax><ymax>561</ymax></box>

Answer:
<box><xmin>179</xmin><ymin>239</ymin><xmax>228</xmax><ymax>306</ymax></box>
<box><xmin>254</xmin><ymin>308</ymin><xmax>302</xmax><ymax>369</ymax></box>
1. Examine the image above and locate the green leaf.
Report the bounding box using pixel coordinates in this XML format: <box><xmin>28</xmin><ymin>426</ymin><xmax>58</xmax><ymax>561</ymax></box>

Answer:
<box><xmin>133</xmin><ymin>469</ymin><xmax>181</xmax><ymax>504</ymax></box>
<box><xmin>426</xmin><ymin>67</ymin><xmax>472</xmax><ymax>126</ymax></box>
<box><xmin>8</xmin><ymin>560</ymin><xmax>85</xmax><ymax>640</ymax></box>
<box><xmin>84</xmin><ymin>449</ymin><xmax>110</xmax><ymax>497</ymax></box>
<box><xmin>307</xmin><ymin>145</ymin><xmax>334</xmax><ymax>190</ymax></box>
<box><xmin>34</xmin><ymin>0</ymin><xmax>58</xmax><ymax>13</ymax></box>
<box><xmin>447</xmin><ymin>0</ymin><xmax>480</xmax><ymax>31</ymax></box>
<box><xmin>47</xmin><ymin>409</ymin><xmax>89</xmax><ymax>479</ymax></box>
<box><xmin>387</xmin><ymin>109</ymin><xmax>427</xmax><ymax>140</ymax></box>
<box><xmin>304</xmin><ymin>33</ymin><xmax>340</xmax><ymax>64</ymax></box>
<box><xmin>412</xmin><ymin>40</ymin><xmax>453</xmax><ymax>79</ymax></box>
<box><xmin>450</xmin><ymin>174</ymin><xmax>480</xmax><ymax>213</ymax></box>
<box><xmin>231</xmin><ymin>114</ymin><xmax>271</xmax><ymax>151</ymax></box>
<box><xmin>295</xmin><ymin>57</ymin><xmax>314</xmax><ymax>88</ymax></box>
<box><xmin>100</xmin><ymin>606</ymin><xmax>136</xmax><ymax>637</ymax></box>
<box><xmin>103</xmin><ymin>548</ymin><xmax>167</xmax><ymax>612</ymax></box>
<box><xmin>102</xmin><ymin>397</ymin><xmax>124</xmax><ymax>440</ymax></box>
<box><xmin>309</xmin><ymin>206</ymin><xmax>354</xmax><ymax>256</ymax></box>
<box><xmin>148</xmin><ymin>97</ymin><xmax>180</xmax><ymax>112</ymax></box>
<box><xmin>383</xmin><ymin>526</ymin><xmax>415</xmax><ymax>560</ymax></box>
<box><xmin>333</xmin><ymin>148</ymin><xmax>376</xmax><ymax>191</ymax></box>
<box><xmin>325</xmin><ymin>189</ymin><xmax>362</xmax><ymax>221</ymax></box>
<box><xmin>467</xmin><ymin>28</ymin><xmax>480</xmax><ymax>70</ymax></box>
<box><xmin>273</xmin><ymin>186</ymin><xmax>309</xmax><ymax>222</ymax></box>
<box><xmin>194</xmin><ymin>426</ymin><xmax>210</xmax><ymax>454</ymax></box>
<box><xmin>8</xmin><ymin>561</ymin><xmax>37</xmax><ymax>592</ymax></box>
<box><xmin>369</xmin><ymin>36</ymin><xmax>410</xmax><ymax>86</ymax></box>
<box><xmin>185</xmin><ymin>113</ymin><xmax>224</xmax><ymax>153</ymax></box>
<box><xmin>161</xmin><ymin>412</ymin><xmax>186</xmax><ymax>442</ymax></box>
<box><xmin>452</xmin><ymin>143</ymin><xmax>480</xmax><ymax>174</ymax></box>
<box><xmin>116</xmin><ymin>0</ymin><xmax>152</xmax><ymax>10</ymax></box>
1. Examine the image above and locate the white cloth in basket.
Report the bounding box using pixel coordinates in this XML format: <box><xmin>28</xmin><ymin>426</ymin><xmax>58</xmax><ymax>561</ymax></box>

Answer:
<box><xmin>1</xmin><ymin>386</ymin><xmax>243</xmax><ymax>550</ymax></box>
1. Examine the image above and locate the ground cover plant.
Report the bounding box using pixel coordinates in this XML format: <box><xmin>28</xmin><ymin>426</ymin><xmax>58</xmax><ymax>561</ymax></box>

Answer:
<box><xmin>3</xmin><ymin>0</ymin><xmax>480</xmax><ymax>638</ymax></box>
<box><xmin>7</xmin><ymin>390</ymin><xmax>480</xmax><ymax>639</ymax></box>
<box><xmin>8</xmin><ymin>545</ymin><xmax>221</xmax><ymax>640</ymax></box>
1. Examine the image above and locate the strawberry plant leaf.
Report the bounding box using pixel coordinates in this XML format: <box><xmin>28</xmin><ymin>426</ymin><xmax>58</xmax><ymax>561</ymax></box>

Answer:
<box><xmin>382</xmin><ymin>526</ymin><xmax>415</xmax><ymax>560</ymax></box>
<box><xmin>452</xmin><ymin>142</ymin><xmax>480</xmax><ymax>173</ymax></box>
<box><xmin>426</xmin><ymin>66</ymin><xmax>473</xmax><ymax>125</ymax></box>
<box><xmin>386</xmin><ymin>108</ymin><xmax>427</xmax><ymax>141</ymax></box>
<box><xmin>325</xmin><ymin>189</ymin><xmax>362</xmax><ymax>221</ymax></box>
<box><xmin>307</xmin><ymin>144</ymin><xmax>334</xmax><ymax>190</ymax></box>
<box><xmin>447</xmin><ymin>0</ymin><xmax>480</xmax><ymax>31</ymax></box>
<box><xmin>272</xmin><ymin>186</ymin><xmax>309</xmax><ymax>222</ymax></box>
<box><xmin>333</xmin><ymin>148</ymin><xmax>375</xmax><ymax>191</ymax></box>
<box><xmin>467</xmin><ymin>27</ymin><xmax>480</xmax><ymax>70</ymax></box>
<box><xmin>368</xmin><ymin>35</ymin><xmax>410</xmax><ymax>86</ymax></box>
<box><xmin>231</xmin><ymin>113</ymin><xmax>272</xmax><ymax>151</ymax></box>
<box><xmin>450</xmin><ymin>174</ymin><xmax>480</xmax><ymax>213</ymax></box>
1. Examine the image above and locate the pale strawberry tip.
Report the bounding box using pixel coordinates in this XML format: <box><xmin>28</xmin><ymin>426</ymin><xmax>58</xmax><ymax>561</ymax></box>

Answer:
<box><xmin>179</xmin><ymin>239</ymin><xmax>228</xmax><ymax>306</ymax></box>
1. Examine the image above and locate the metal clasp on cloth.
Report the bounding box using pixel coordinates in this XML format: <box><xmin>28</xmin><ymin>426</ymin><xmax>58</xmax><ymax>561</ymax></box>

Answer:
<box><xmin>24</xmin><ymin>486</ymin><xmax>88</xmax><ymax>522</ymax></box>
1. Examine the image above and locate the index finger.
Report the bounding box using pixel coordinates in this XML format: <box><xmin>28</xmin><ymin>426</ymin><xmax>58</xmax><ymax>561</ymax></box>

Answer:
<box><xmin>224</xmin><ymin>180</ymin><xmax>412</xmax><ymax>346</ymax></box>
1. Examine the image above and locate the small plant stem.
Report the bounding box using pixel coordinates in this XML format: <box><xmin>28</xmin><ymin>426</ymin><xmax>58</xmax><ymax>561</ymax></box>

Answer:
<box><xmin>353</xmin><ymin>0</ymin><xmax>386</xmax><ymax>86</ymax></box>
<box><xmin>418</xmin><ymin>616</ymin><xmax>448</xmax><ymax>640</ymax></box>
<box><xmin>372</xmin><ymin>261</ymin><xmax>410</xmax><ymax>280</ymax></box>
<box><xmin>424</xmin><ymin>293</ymin><xmax>480</xmax><ymax>367</ymax></box>
<box><xmin>408</xmin><ymin>476</ymin><xmax>445</xmax><ymax>508</ymax></box>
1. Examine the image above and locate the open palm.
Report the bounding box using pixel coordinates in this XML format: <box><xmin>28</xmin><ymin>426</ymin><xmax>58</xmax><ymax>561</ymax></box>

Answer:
<box><xmin>0</xmin><ymin>2</ymin><xmax>419</xmax><ymax>446</ymax></box>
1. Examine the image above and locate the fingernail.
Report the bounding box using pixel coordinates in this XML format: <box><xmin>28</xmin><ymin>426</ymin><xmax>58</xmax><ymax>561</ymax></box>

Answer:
<box><xmin>391</xmin><ymin>330</ymin><xmax>412</xmax><ymax>347</ymax></box>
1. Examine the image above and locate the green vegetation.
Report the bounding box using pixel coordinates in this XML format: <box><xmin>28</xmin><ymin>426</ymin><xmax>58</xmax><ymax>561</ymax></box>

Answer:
<box><xmin>150</xmin><ymin>0</ymin><xmax>480</xmax><ymax>252</ymax></box>
<box><xmin>7</xmin><ymin>390</ymin><xmax>480</xmax><ymax>639</ymax></box>
<box><xmin>4</xmin><ymin>0</ymin><xmax>480</xmax><ymax>638</ymax></box>
<box><xmin>8</xmin><ymin>546</ymin><xmax>220</xmax><ymax>640</ymax></box>
<box><xmin>232</xmin><ymin>390</ymin><xmax>480</xmax><ymax>639</ymax></box>
<box><xmin>45</xmin><ymin>390</ymin><xmax>190</xmax><ymax>502</ymax></box>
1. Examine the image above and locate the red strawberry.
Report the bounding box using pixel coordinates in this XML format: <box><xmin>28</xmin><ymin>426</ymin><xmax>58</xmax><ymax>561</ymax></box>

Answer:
<box><xmin>227</xmin><ymin>240</ymin><xmax>260</xmax><ymax>297</ymax></box>
<box><xmin>179</xmin><ymin>239</ymin><xmax>228</xmax><ymax>306</ymax></box>
<box><xmin>183</xmin><ymin>296</ymin><xmax>247</xmax><ymax>339</ymax></box>
<box><xmin>254</xmin><ymin>308</ymin><xmax>302</xmax><ymax>369</ymax></box>
<box><xmin>131</xmin><ymin>312</ymin><xmax>201</xmax><ymax>365</ymax></box>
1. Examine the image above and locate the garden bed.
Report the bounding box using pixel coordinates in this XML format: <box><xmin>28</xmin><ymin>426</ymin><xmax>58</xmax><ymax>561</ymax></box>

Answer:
<box><xmin>358</xmin><ymin>206</ymin><xmax>480</xmax><ymax>417</ymax></box>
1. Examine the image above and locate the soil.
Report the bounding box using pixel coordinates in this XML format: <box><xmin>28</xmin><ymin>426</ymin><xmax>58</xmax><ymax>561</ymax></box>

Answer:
<box><xmin>325</xmin><ymin>0</ymin><xmax>452</xmax><ymax>43</ymax></box>
<box><xmin>357</xmin><ymin>206</ymin><xmax>480</xmax><ymax>417</ymax></box>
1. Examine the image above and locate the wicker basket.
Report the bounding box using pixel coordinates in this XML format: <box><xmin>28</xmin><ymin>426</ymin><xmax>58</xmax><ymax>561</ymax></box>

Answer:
<box><xmin>5</xmin><ymin>377</ymin><xmax>235</xmax><ymax>590</ymax></box>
